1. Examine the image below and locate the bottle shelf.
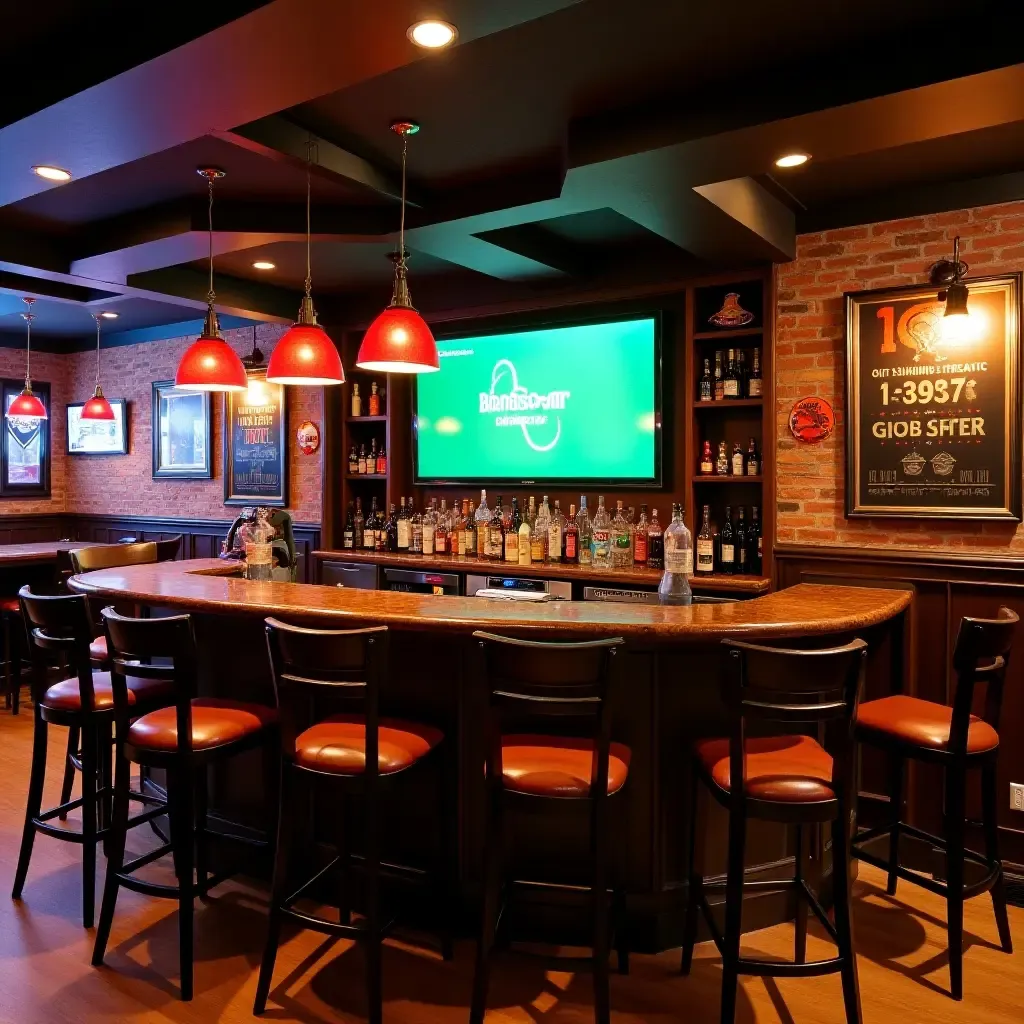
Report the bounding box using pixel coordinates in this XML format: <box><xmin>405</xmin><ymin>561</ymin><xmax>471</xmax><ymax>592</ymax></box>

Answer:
<box><xmin>694</xmin><ymin>398</ymin><xmax>763</xmax><ymax>410</ymax></box>
<box><xmin>693</xmin><ymin>327</ymin><xmax>763</xmax><ymax>341</ymax></box>
<box><xmin>346</xmin><ymin>415</ymin><xmax>388</xmax><ymax>423</ymax></box>
<box><xmin>692</xmin><ymin>475</ymin><xmax>763</xmax><ymax>484</ymax></box>
<box><xmin>346</xmin><ymin>473</ymin><xmax>388</xmax><ymax>480</ymax></box>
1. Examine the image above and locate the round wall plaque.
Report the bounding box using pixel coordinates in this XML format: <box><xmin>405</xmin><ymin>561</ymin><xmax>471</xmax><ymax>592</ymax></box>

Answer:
<box><xmin>789</xmin><ymin>396</ymin><xmax>835</xmax><ymax>444</ymax></box>
<box><xmin>296</xmin><ymin>420</ymin><xmax>321</xmax><ymax>455</ymax></box>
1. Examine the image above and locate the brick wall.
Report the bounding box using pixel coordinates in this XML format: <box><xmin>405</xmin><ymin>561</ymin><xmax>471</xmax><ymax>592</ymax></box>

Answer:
<box><xmin>776</xmin><ymin>200</ymin><xmax>1024</xmax><ymax>553</ymax></box>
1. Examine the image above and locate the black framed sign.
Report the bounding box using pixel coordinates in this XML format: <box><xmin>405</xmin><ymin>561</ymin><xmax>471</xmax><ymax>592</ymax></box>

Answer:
<box><xmin>845</xmin><ymin>274</ymin><xmax>1022</xmax><ymax>520</ymax></box>
<box><xmin>223</xmin><ymin>372</ymin><xmax>287</xmax><ymax>507</ymax></box>
<box><xmin>1</xmin><ymin>378</ymin><xmax>51</xmax><ymax>498</ymax></box>
<box><xmin>152</xmin><ymin>380</ymin><xmax>212</xmax><ymax>479</ymax></box>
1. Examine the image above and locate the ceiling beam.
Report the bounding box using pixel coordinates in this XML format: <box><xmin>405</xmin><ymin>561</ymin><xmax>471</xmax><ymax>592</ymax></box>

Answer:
<box><xmin>127</xmin><ymin>266</ymin><xmax>298</xmax><ymax>321</ymax></box>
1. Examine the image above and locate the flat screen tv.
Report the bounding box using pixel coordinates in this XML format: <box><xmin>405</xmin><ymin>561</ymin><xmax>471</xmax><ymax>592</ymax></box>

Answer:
<box><xmin>414</xmin><ymin>314</ymin><xmax>661</xmax><ymax>486</ymax></box>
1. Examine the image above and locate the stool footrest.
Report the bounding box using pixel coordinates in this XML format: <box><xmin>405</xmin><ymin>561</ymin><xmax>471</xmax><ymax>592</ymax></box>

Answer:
<box><xmin>33</xmin><ymin>819</ymin><xmax>110</xmax><ymax>843</ymax></box>
<box><xmin>37</xmin><ymin>797</ymin><xmax>84</xmax><ymax>822</ymax></box>
<box><xmin>281</xmin><ymin>905</ymin><xmax>396</xmax><ymax>942</ymax></box>
<box><xmin>285</xmin><ymin>855</ymin><xmax>341</xmax><ymax>908</ymax></box>
<box><xmin>121</xmin><ymin>842</ymin><xmax>174</xmax><ymax>876</ymax></box>
<box><xmin>737</xmin><ymin>954</ymin><xmax>844</xmax><ymax>979</ymax></box>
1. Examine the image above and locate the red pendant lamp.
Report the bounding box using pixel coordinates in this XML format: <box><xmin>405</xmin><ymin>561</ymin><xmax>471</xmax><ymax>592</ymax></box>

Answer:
<box><xmin>266</xmin><ymin>142</ymin><xmax>344</xmax><ymax>386</ymax></box>
<box><xmin>174</xmin><ymin>168</ymin><xmax>248</xmax><ymax>392</ymax></box>
<box><xmin>80</xmin><ymin>314</ymin><xmax>115</xmax><ymax>420</ymax></box>
<box><xmin>5</xmin><ymin>298</ymin><xmax>47</xmax><ymax>422</ymax></box>
<box><xmin>356</xmin><ymin>121</ymin><xmax>439</xmax><ymax>374</ymax></box>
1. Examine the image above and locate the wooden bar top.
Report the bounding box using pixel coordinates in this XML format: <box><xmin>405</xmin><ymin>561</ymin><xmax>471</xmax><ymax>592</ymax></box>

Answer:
<box><xmin>68</xmin><ymin>558</ymin><xmax>911</xmax><ymax>644</ymax></box>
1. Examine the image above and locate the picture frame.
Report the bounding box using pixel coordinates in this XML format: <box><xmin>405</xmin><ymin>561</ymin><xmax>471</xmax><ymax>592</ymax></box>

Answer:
<box><xmin>66</xmin><ymin>398</ymin><xmax>129</xmax><ymax>455</ymax></box>
<box><xmin>1</xmin><ymin>378</ymin><xmax>51</xmax><ymax>498</ymax></box>
<box><xmin>223</xmin><ymin>371</ymin><xmax>288</xmax><ymax>507</ymax></box>
<box><xmin>845</xmin><ymin>274</ymin><xmax>1022</xmax><ymax>520</ymax></box>
<box><xmin>151</xmin><ymin>380</ymin><xmax>212</xmax><ymax>479</ymax></box>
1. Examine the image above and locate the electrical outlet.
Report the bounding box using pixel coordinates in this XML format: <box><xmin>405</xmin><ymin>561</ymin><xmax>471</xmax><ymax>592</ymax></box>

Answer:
<box><xmin>1011</xmin><ymin>782</ymin><xmax>1024</xmax><ymax>812</ymax></box>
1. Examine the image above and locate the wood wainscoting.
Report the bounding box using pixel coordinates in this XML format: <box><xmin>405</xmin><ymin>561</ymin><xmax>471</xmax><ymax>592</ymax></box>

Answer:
<box><xmin>776</xmin><ymin>543</ymin><xmax>1024</xmax><ymax>875</ymax></box>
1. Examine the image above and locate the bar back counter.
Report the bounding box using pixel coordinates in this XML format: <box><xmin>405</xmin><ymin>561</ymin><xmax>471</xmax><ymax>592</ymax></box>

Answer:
<box><xmin>70</xmin><ymin>559</ymin><xmax>911</xmax><ymax>950</ymax></box>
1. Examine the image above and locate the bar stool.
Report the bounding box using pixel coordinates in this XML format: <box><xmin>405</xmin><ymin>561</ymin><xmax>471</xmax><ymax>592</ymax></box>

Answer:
<box><xmin>11</xmin><ymin>587</ymin><xmax>175</xmax><ymax>927</ymax></box>
<box><xmin>254</xmin><ymin>618</ymin><xmax>453</xmax><ymax>1024</ymax></box>
<box><xmin>92</xmin><ymin>606</ymin><xmax>279</xmax><ymax>1001</ymax></box>
<box><xmin>852</xmin><ymin>607</ymin><xmax>1018</xmax><ymax>1000</ymax></box>
<box><xmin>469</xmin><ymin>631</ymin><xmax>629</xmax><ymax>1024</ymax></box>
<box><xmin>681</xmin><ymin>638</ymin><xmax>867</xmax><ymax>1024</ymax></box>
<box><xmin>1</xmin><ymin>594</ymin><xmax>26</xmax><ymax>713</ymax></box>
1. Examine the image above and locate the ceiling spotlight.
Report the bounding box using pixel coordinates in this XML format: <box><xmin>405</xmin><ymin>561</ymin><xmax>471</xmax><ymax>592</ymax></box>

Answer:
<box><xmin>407</xmin><ymin>20</ymin><xmax>458</xmax><ymax>48</ymax></box>
<box><xmin>252</xmin><ymin>260</ymin><xmax>276</xmax><ymax>271</ymax></box>
<box><xmin>99</xmin><ymin>311</ymin><xmax>119</xmax><ymax>319</ymax></box>
<box><xmin>32</xmin><ymin>165</ymin><xmax>72</xmax><ymax>182</ymax></box>
<box><xmin>775</xmin><ymin>152</ymin><xmax>810</xmax><ymax>169</ymax></box>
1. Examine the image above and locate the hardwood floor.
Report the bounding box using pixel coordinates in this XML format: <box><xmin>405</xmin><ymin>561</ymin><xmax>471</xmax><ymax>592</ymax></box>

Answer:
<box><xmin>0</xmin><ymin>708</ymin><xmax>1020</xmax><ymax>1023</ymax></box>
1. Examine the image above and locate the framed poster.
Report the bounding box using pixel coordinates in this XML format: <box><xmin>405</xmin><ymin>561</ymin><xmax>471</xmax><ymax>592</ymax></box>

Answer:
<box><xmin>223</xmin><ymin>372</ymin><xmax>287</xmax><ymax>506</ymax></box>
<box><xmin>1</xmin><ymin>379</ymin><xmax>51</xmax><ymax>498</ymax></box>
<box><xmin>67</xmin><ymin>399</ymin><xmax>129</xmax><ymax>455</ymax></box>
<box><xmin>845</xmin><ymin>274</ymin><xmax>1021</xmax><ymax>520</ymax></box>
<box><xmin>151</xmin><ymin>380</ymin><xmax>212</xmax><ymax>479</ymax></box>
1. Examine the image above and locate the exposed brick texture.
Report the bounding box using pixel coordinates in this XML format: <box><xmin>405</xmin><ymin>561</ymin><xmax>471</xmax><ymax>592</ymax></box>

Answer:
<box><xmin>776</xmin><ymin>200</ymin><xmax>1024</xmax><ymax>553</ymax></box>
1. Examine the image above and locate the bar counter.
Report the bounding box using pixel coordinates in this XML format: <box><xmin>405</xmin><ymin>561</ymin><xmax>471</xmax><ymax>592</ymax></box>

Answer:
<box><xmin>69</xmin><ymin>559</ymin><xmax>911</xmax><ymax>950</ymax></box>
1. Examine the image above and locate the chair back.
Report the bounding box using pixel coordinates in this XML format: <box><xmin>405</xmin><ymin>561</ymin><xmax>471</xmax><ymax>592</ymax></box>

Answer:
<box><xmin>949</xmin><ymin>606</ymin><xmax>1018</xmax><ymax>754</ymax></box>
<box><xmin>472</xmin><ymin>630</ymin><xmax>625</xmax><ymax>800</ymax></box>
<box><xmin>155</xmin><ymin>535</ymin><xmax>184</xmax><ymax>562</ymax></box>
<box><xmin>721</xmin><ymin>638</ymin><xmax>867</xmax><ymax>804</ymax></box>
<box><xmin>264</xmin><ymin>617</ymin><xmax>387</xmax><ymax>779</ymax></box>
<box><xmin>18</xmin><ymin>586</ymin><xmax>95</xmax><ymax>710</ymax></box>
<box><xmin>70</xmin><ymin>541</ymin><xmax>157</xmax><ymax>573</ymax></box>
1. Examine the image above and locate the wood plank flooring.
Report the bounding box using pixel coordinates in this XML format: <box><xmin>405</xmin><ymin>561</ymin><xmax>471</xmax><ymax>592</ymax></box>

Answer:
<box><xmin>0</xmin><ymin>708</ymin><xmax>1020</xmax><ymax>1023</ymax></box>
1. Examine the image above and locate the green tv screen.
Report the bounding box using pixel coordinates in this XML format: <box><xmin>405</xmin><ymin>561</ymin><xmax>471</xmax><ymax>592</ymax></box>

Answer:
<box><xmin>414</xmin><ymin>316</ymin><xmax>660</xmax><ymax>485</ymax></box>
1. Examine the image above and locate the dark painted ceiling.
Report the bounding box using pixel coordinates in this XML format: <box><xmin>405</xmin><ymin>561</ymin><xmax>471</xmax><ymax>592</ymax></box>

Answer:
<box><xmin>2</xmin><ymin>0</ymin><xmax>1024</xmax><ymax>348</ymax></box>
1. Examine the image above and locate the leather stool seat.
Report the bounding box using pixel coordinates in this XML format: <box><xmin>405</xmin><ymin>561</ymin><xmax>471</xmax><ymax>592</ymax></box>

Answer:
<box><xmin>0</xmin><ymin>596</ymin><xmax>19</xmax><ymax>614</ymax></box>
<box><xmin>695</xmin><ymin>734</ymin><xmax>835</xmax><ymax>802</ymax></box>
<box><xmin>500</xmin><ymin>734</ymin><xmax>631</xmax><ymax>797</ymax></box>
<box><xmin>89</xmin><ymin>635</ymin><xmax>108</xmax><ymax>662</ymax></box>
<box><xmin>294</xmin><ymin>714</ymin><xmax>442</xmax><ymax>775</ymax></box>
<box><xmin>128</xmin><ymin>697</ymin><xmax>278</xmax><ymax>752</ymax></box>
<box><xmin>857</xmin><ymin>694</ymin><xmax>999</xmax><ymax>754</ymax></box>
<box><xmin>42</xmin><ymin>671</ymin><xmax>173</xmax><ymax>713</ymax></box>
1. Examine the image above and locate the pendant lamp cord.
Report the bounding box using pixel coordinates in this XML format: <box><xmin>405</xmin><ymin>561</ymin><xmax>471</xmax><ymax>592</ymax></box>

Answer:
<box><xmin>94</xmin><ymin>316</ymin><xmax>101</xmax><ymax>387</ymax></box>
<box><xmin>399</xmin><ymin>134</ymin><xmax>408</xmax><ymax>272</ymax></box>
<box><xmin>22</xmin><ymin>300</ymin><xmax>33</xmax><ymax>386</ymax></box>
<box><xmin>207</xmin><ymin>174</ymin><xmax>215</xmax><ymax>307</ymax></box>
<box><xmin>305</xmin><ymin>138</ymin><xmax>314</xmax><ymax>299</ymax></box>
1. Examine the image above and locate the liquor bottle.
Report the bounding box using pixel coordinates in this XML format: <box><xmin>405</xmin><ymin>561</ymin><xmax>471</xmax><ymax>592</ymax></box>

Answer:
<box><xmin>435</xmin><ymin>500</ymin><xmax>449</xmax><ymax>555</ymax></box>
<box><xmin>577</xmin><ymin>497</ymin><xmax>593</xmax><ymax>566</ymax></box>
<box><xmin>563</xmin><ymin>504</ymin><xmax>579</xmax><ymax>563</ymax></box>
<box><xmin>353</xmin><ymin>498</ymin><xmax>364</xmax><ymax>549</ymax></box>
<box><xmin>527</xmin><ymin>495</ymin><xmax>536</xmax><ymax>531</ymax></box>
<box><xmin>465</xmin><ymin>501</ymin><xmax>477</xmax><ymax>557</ymax></box>
<box><xmin>422</xmin><ymin>500</ymin><xmax>436</xmax><ymax>555</ymax></box>
<box><xmin>397</xmin><ymin>498</ymin><xmax>410</xmax><ymax>551</ymax></box>
<box><xmin>747</xmin><ymin>347</ymin><xmax>762</xmax><ymax>397</ymax></box>
<box><xmin>658</xmin><ymin>503</ymin><xmax>693</xmax><ymax>605</ymax></box>
<box><xmin>385</xmin><ymin>504</ymin><xmax>398</xmax><ymax>552</ymax></box>
<box><xmin>452</xmin><ymin>500</ymin><xmax>464</xmax><ymax>556</ymax></box>
<box><xmin>737</xmin><ymin>348</ymin><xmax>747</xmax><ymax>395</ymax></box>
<box><xmin>736</xmin><ymin>507</ymin><xmax>748</xmax><ymax>574</ymax></box>
<box><xmin>475</xmin><ymin>490</ymin><xmax>490</xmax><ymax>557</ymax></box>
<box><xmin>502</xmin><ymin>499</ymin><xmax>519</xmax><ymax>563</ymax></box>
<box><xmin>348</xmin><ymin>445</ymin><xmax>359</xmax><ymax>475</ymax></box>
<box><xmin>591</xmin><ymin>495</ymin><xmax>612</xmax><ymax>568</ymax></box>
<box><xmin>548</xmin><ymin>500</ymin><xmax>566</xmax><ymax>564</ymax></box>
<box><xmin>724</xmin><ymin>348</ymin><xmax>741</xmax><ymax>398</ymax></box>
<box><xmin>627</xmin><ymin>506</ymin><xmax>636</xmax><ymax>562</ymax></box>
<box><xmin>358</xmin><ymin>445</ymin><xmax>367</xmax><ymax>475</ymax></box>
<box><xmin>532</xmin><ymin>496</ymin><xmax>550</xmax><ymax>562</ymax></box>
<box><xmin>364</xmin><ymin>498</ymin><xmax>379</xmax><ymax>549</ymax></box>
<box><xmin>369</xmin><ymin>438</ymin><xmax>378</xmax><ymax>471</ymax></box>
<box><xmin>411</xmin><ymin>500</ymin><xmax>423</xmax><ymax>554</ymax></box>
<box><xmin>731</xmin><ymin>442</ymin><xmax>744</xmax><ymax>476</ymax></box>
<box><xmin>611</xmin><ymin>501</ymin><xmax>631</xmax><ymax>568</ymax></box>
<box><xmin>518</xmin><ymin>503</ymin><xmax>532</xmax><ymax>566</ymax></box>
<box><xmin>489</xmin><ymin>496</ymin><xmax>505</xmax><ymax>562</ymax></box>
<box><xmin>699</xmin><ymin>358</ymin><xmax>713</xmax><ymax>402</ymax></box>
<box><xmin>716</xmin><ymin>441</ymin><xmax>729</xmax><ymax>475</ymax></box>
<box><xmin>351</xmin><ymin>382</ymin><xmax>361</xmax><ymax>418</ymax></box>
<box><xmin>699</xmin><ymin>440</ymin><xmax>714</xmax><ymax>475</ymax></box>
<box><xmin>646</xmin><ymin>508</ymin><xmax>664</xmax><ymax>569</ymax></box>
<box><xmin>695</xmin><ymin>505</ymin><xmax>714</xmax><ymax>575</ymax></box>
<box><xmin>369</xmin><ymin>381</ymin><xmax>381</xmax><ymax>416</ymax></box>
<box><xmin>634</xmin><ymin>504</ymin><xmax>649</xmax><ymax>565</ymax></box>
<box><xmin>713</xmin><ymin>350</ymin><xmax>725</xmax><ymax>401</ymax></box>
<box><xmin>749</xmin><ymin>505</ymin><xmax>762</xmax><ymax>575</ymax></box>
<box><xmin>374</xmin><ymin>503</ymin><xmax>387</xmax><ymax>552</ymax></box>
<box><xmin>746</xmin><ymin>437</ymin><xmax>760</xmax><ymax>476</ymax></box>
<box><xmin>377</xmin><ymin>444</ymin><xmax>387</xmax><ymax>475</ymax></box>
<box><xmin>718</xmin><ymin>506</ymin><xmax>736</xmax><ymax>574</ymax></box>
<box><xmin>343</xmin><ymin>502</ymin><xmax>355</xmax><ymax>549</ymax></box>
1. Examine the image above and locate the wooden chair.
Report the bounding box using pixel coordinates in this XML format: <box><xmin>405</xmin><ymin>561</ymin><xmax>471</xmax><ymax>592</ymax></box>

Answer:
<box><xmin>852</xmin><ymin>607</ymin><xmax>1018</xmax><ymax>999</ymax></box>
<box><xmin>681</xmin><ymin>638</ymin><xmax>867</xmax><ymax>1024</ymax></box>
<box><xmin>155</xmin><ymin>535</ymin><xmax>184</xmax><ymax>562</ymax></box>
<box><xmin>254</xmin><ymin>618</ymin><xmax>453</xmax><ymax>1024</ymax></box>
<box><xmin>469</xmin><ymin>630</ymin><xmax>629</xmax><ymax>1024</ymax></box>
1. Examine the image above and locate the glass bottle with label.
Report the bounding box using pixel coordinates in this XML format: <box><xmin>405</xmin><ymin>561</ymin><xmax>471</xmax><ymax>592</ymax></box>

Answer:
<box><xmin>658</xmin><ymin>503</ymin><xmax>693</xmax><ymax>605</ymax></box>
<box><xmin>713</xmin><ymin>351</ymin><xmax>725</xmax><ymax>401</ymax></box>
<box><xmin>731</xmin><ymin>442</ymin><xmax>744</xmax><ymax>476</ymax></box>
<box><xmin>452</xmin><ymin>500</ymin><xmax>464</xmax><ymax>556</ymax></box>
<box><xmin>368</xmin><ymin>381</ymin><xmax>380</xmax><ymax>416</ymax></box>
<box><xmin>489</xmin><ymin>496</ymin><xmax>505</xmax><ymax>562</ymax></box>
<box><xmin>723</xmin><ymin>348</ymin><xmax>741</xmax><ymax>398</ymax></box>
<box><xmin>532</xmin><ymin>496</ymin><xmax>550</xmax><ymax>562</ymax></box>
<box><xmin>351</xmin><ymin>382</ymin><xmax>362</xmax><ymax>418</ymax></box>
<box><xmin>747</xmin><ymin>347</ymin><xmax>762</xmax><ymax>397</ymax></box>
<box><xmin>563</xmin><ymin>504</ymin><xmax>579</xmax><ymax>563</ymax></box>
<box><xmin>397</xmin><ymin>498</ymin><xmax>410</xmax><ymax>551</ymax></box>
<box><xmin>385</xmin><ymin>504</ymin><xmax>398</xmax><ymax>552</ymax></box>
<box><xmin>746</xmin><ymin>437</ymin><xmax>760</xmax><ymax>476</ymax></box>
<box><xmin>577</xmin><ymin>496</ymin><xmax>592</xmax><ymax>566</ymax></box>
<box><xmin>646</xmin><ymin>508</ymin><xmax>664</xmax><ymax>569</ymax></box>
<box><xmin>700</xmin><ymin>440</ymin><xmax>714</xmax><ymax>475</ymax></box>
<box><xmin>504</xmin><ymin>498</ymin><xmax>520</xmax><ymax>563</ymax></box>
<box><xmin>737</xmin><ymin>349</ymin><xmax>747</xmax><ymax>395</ymax></box>
<box><xmin>718</xmin><ymin>506</ymin><xmax>736</xmax><ymax>574</ymax></box>
<box><xmin>716</xmin><ymin>441</ymin><xmax>729</xmax><ymax>475</ymax></box>
<box><xmin>343</xmin><ymin>502</ymin><xmax>355</xmax><ymax>549</ymax></box>
<box><xmin>591</xmin><ymin>495</ymin><xmax>612</xmax><ymax>568</ymax></box>
<box><xmin>633</xmin><ymin>504</ymin><xmax>649</xmax><ymax>565</ymax></box>
<box><xmin>736</xmin><ymin>506</ymin><xmax>748</xmax><ymax>574</ymax></box>
<box><xmin>374</xmin><ymin>504</ymin><xmax>387</xmax><ymax>552</ymax></box>
<box><xmin>475</xmin><ymin>490</ymin><xmax>490</xmax><ymax>557</ymax></box>
<box><xmin>611</xmin><ymin>501</ymin><xmax>630</xmax><ymax>568</ymax></box>
<box><xmin>436</xmin><ymin>500</ymin><xmax>450</xmax><ymax>555</ymax></box>
<box><xmin>465</xmin><ymin>501</ymin><xmax>477</xmax><ymax>557</ymax></box>
<box><xmin>699</xmin><ymin>358</ymin><xmax>713</xmax><ymax>402</ymax></box>
<box><xmin>377</xmin><ymin>444</ymin><xmax>387</xmax><ymax>475</ymax></box>
<box><xmin>358</xmin><ymin>445</ymin><xmax>367</xmax><ymax>475</ymax></box>
<box><xmin>627</xmin><ymin>506</ymin><xmax>636</xmax><ymax>561</ymax></box>
<box><xmin>695</xmin><ymin>505</ymin><xmax>714</xmax><ymax>575</ymax></box>
<box><xmin>519</xmin><ymin>504</ymin><xmax>532</xmax><ymax>566</ymax></box>
<box><xmin>411</xmin><ymin>500</ymin><xmax>423</xmax><ymax>554</ymax></box>
<box><xmin>364</xmin><ymin>498</ymin><xmax>379</xmax><ymax>549</ymax></box>
<box><xmin>422</xmin><ymin>500</ymin><xmax>436</xmax><ymax>555</ymax></box>
<box><xmin>369</xmin><ymin>438</ymin><xmax>378</xmax><ymax>471</ymax></box>
<box><xmin>749</xmin><ymin>505</ymin><xmax>762</xmax><ymax>575</ymax></box>
<box><xmin>348</xmin><ymin>445</ymin><xmax>359</xmax><ymax>474</ymax></box>
<box><xmin>353</xmin><ymin>498</ymin><xmax>364</xmax><ymax>549</ymax></box>
<box><xmin>242</xmin><ymin>510</ymin><xmax>275</xmax><ymax>581</ymax></box>
<box><xmin>548</xmin><ymin>500</ymin><xmax>565</xmax><ymax>564</ymax></box>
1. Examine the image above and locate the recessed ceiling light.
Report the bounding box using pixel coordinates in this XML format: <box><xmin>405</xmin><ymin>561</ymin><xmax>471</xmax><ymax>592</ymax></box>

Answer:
<box><xmin>99</xmin><ymin>311</ymin><xmax>119</xmax><ymax>319</ymax></box>
<box><xmin>775</xmin><ymin>152</ymin><xmax>810</xmax><ymax>169</ymax></box>
<box><xmin>407</xmin><ymin>20</ymin><xmax>458</xmax><ymax>48</ymax></box>
<box><xmin>32</xmin><ymin>165</ymin><xmax>72</xmax><ymax>182</ymax></box>
<box><xmin>252</xmin><ymin>260</ymin><xmax>276</xmax><ymax>271</ymax></box>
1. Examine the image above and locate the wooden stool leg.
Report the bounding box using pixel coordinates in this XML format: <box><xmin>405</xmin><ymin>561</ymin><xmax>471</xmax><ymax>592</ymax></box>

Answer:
<box><xmin>832</xmin><ymin>797</ymin><xmax>863</xmax><ymax>1024</ymax></box>
<box><xmin>886</xmin><ymin>754</ymin><xmax>905</xmax><ymax>896</ymax></box>
<box><xmin>982</xmin><ymin>763</ymin><xmax>1013</xmax><ymax>954</ymax></box>
<box><xmin>59</xmin><ymin>726</ymin><xmax>80</xmax><ymax>821</ymax></box>
<box><xmin>12</xmin><ymin>712</ymin><xmax>48</xmax><ymax>900</ymax></box>
<box><xmin>93</xmin><ymin>742</ymin><xmax>131</xmax><ymax>966</ymax></box>
<box><xmin>720</xmin><ymin>805</ymin><xmax>747</xmax><ymax>1024</ymax></box>
<box><xmin>794</xmin><ymin>824</ymin><xmax>807</xmax><ymax>964</ymax></box>
<box><xmin>336</xmin><ymin>793</ymin><xmax>352</xmax><ymax>926</ymax></box>
<box><xmin>470</xmin><ymin>789</ymin><xmax>503</xmax><ymax>1024</ymax></box>
<box><xmin>945</xmin><ymin>763</ymin><xmax>966</xmax><ymax>1001</ymax></box>
<box><xmin>3</xmin><ymin>615</ymin><xmax>11</xmax><ymax>711</ymax></box>
<box><xmin>80</xmin><ymin>723</ymin><xmax>99</xmax><ymax>929</ymax></box>
<box><xmin>195</xmin><ymin>768</ymin><xmax>209</xmax><ymax>896</ymax></box>
<box><xmin>168</xmin><ymin>766</ymin><xmax>196</xmax><ymax>1001</ymax></box>
<box><xmin>591</xmin><ymin>791</ymin><xmax>611</xmax><ymax>1024</ymax></box>
<box><xmin>365</xmin><ymin>787</ymin><xmax>382</xmax><ymax>1024</ymax></box>
<box><xmin>680</xmin><ymin>770</ymin><xmax>701</xmax><ymax>975</ymax></box>
<box><xmin>438</xmin><ymin>747</ymin><xmax>457</xmax><ymax>961</ymax></box>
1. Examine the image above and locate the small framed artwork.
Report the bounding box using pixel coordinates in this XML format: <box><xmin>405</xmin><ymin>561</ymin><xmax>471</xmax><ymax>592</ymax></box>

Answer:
<box><xmin>2</xmin><ymin>378</ymin><xmax>51</xmax><ymax>498</ymax></box>
<box><xmin>67</xmin><ymin>399</ymin><xmax>129</xmax><ymax>455</ymax></box>
<box><xmin>151</xmin><ymin>380</ymin><xmax>212</xmax><ymax>479</ymax></box>
<box><xmin>224</xmin><ymin>372</ymin><xmax>288</xmax><ymax>506</ymax></box>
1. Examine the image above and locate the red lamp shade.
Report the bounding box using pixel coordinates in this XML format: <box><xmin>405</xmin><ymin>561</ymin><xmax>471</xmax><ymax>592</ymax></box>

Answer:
<box><xmin>6</xmin><ymin>387</ymin><xmax>47</xmax><ymax>421</ymax></box>
<box><xmin>80</xmin><ymin>389</ymin><xmax>115</xmax><ymax>421</ymax></box>
<box><xmin>266</xmin><ymin>323</ymin><xmax>344</xmax><ymax>385</ymax></box>
<box><xmin>175</xmin><ymin>337</ymin><xmax>248</xmax><ymax>392</ymax></box>
<box><xmin>356</xmin><ymin>306</ymin><xmax>439</xmax><ymax>374</ymax></box>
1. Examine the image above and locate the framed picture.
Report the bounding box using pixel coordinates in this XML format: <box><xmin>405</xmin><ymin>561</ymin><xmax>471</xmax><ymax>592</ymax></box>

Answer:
<box><xmin>67</xmin><ymin>398</ymin><xmax>129</xmax><ymax>455</ymax></box>
<box><xmin>151</xmin><ymin>380</ymin><xmax>212</xmax><ymax>479</ymax></box>
<box><xmin>1</xmin><ymin>378</ymin><xmax>51</xmax><ymax>498</ymax></box>
<box><xmin>845</xmin><ymin>273</ymin><xmax>1022</xmax><ymax>520</ymax></box>
<box><xmin>224</xmin><ymin>371</ymin><xmax>288</xmax><ymax>506</ymax></box>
